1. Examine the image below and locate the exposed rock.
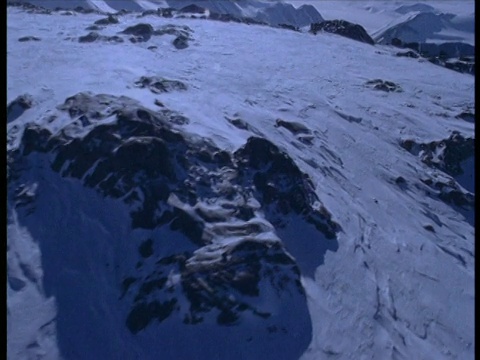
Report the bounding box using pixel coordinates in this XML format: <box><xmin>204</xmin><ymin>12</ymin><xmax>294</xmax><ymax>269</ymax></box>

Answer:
<box><xmin>138</xmin><ymin>239</ymin><xmax>154</xmax><ymax>258</ymax></box>
<box><xmin>444</xmin><ymin>60</ymin><xmax>475</xmax><ymax>75</ymax></box>
<box><xmin>389</xmin><ymin>37</ymin><xmax>475</xmax><ymax>75</ymax></box>
<box><xmin>78</xmin><ymin>32</ymin><xmax>124</xmax><ymax>44</ymax></box>
<box><xmin>209</xmin><ymin>12</ymin><xmax>241</xmax><ymax>23</ymax></box>
<box><xmin>275</xmin><ymin>119</ymin><xmax>311</xmax><ymax>135</ymax></box>
<box><xmin>420</xmin><ymin>175</ymin><xmax>474</xmax><ymax>208</ymax></box>
<box><xmin>115</xmin><ymin>9</ymin><xmax>131</xmax><ymax>16</ymax></box>
<box><xmin>85</xmin><ymin>25</ymin><xmax>103</xmax><ymax>31</ymax></box>
<box><xmin>226</xmin><ymin>117</ymin><xmax>250</xmax><ymax>131</ymax></box>
<box><xmin>423</xmin><ymin>224</ymin><xmax>435</xmax><ymax>232</ymax></box>
<box><xmin>8</xmin><ymin>93</ymin><xmax>339</xmax><ymax>353</ymax></box>
<box><xmin>18</xmin><ymin>36</ymin><xmax>41</xmax><ymax>42</ymax></box>
<box><xmin>234</xmin><ymin>137</ymin><xmax>340</xmax><ymax>238</ymax></box>
<box><xmin>400</xmin><ymin>131</ymin><xmax>475</xmax><ymax>177</ymax></box>
<box><xmin>278</xmin><ymin>24</ymin><xmax>299</xmax><ymax>32</ymax></box>
<box><xmin>78</xmin><ymin>32</ymin><xmax>101</xmax><ymax>43</ymax></box>
<box><xmin>455</xmin><ymin>112</ymin><xmax>474</xmax><ymax>123</ymax></box>
<box><xmin>7</xmin><ymin>94</ymin><xmax>34</xmax><ymax>123</ymax></box>
<box><xmin>159</xmin><ymin>110</ymin><xmax>189</xmax><ymax>125</ymax></box>
<box><xmin>207</xmin><ymin>12</ymin><xmax>267</xmax><ymax>25</ymax></box>
<box><xmin>160</xmin><ymin>8</ymin><xmax>174</xmax><ymax>18</ymax></box>
<box><xmin>173</xmin><ymin>35</ymin><xmax>189</xmax><ymax>50</ymax></box>
<box><xmin>365</xmin><ymin>79</ymin><xmax>402</xmax><ymax>92</ymax></box>
<box><xmin>74</xmin><ymin>6</ymin><xmax>96</xmax><ymax>14</ymax></box>
<box><xmin>153</xmin><ymin>24</ymin><xmax>192</xmax><ymax>38</ymax></box>
<box><xmin>310</xmin><ymin>20</ymin><xmax>375</xmax><ymax>45</ymax></box>
<box><xmin>178</xmin><ymin>4</ymin><xmax>206</xmax><ymax>14</ymax></box>
<box><xmin>134</xmin><ymin>76</ymin><xmax>187</xmax><ymax>94</ymax></box>
<box><xmin>7</xmin><ymin>1</ymin><xmax>51</xmax><ymax>14</ymax></box>
<box><xmin>94</xmin><ymin>15</ymin><xmax>119</xmax><ymax>25</ymax></box>
<box><xmin>121</xmin><ymin>23</ymin><xmax>154</xmax><ymax>41</ymax></box>
<box><xmin>396</xmin><ymin>50</ymin><xmax>419</xmax><ymax>59</ymax></box>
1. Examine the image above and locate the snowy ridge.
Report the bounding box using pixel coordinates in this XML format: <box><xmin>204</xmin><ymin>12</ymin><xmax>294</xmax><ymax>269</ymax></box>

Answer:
<box><xmin>7</xmin><ymin>4</ymin><xmax>474</xmax><ymax>360</ymax></box>
<box><xmin>373</xmin><ymin>10</ymin><xmax>475</xmax><ymax>45</ymax></box>
<box><xmin>283</xmin><ymin>0</ymin><xmax>474</xmax><ymax>45</ymax></box>
<box><xmin>11</xmin><ymin>0</ymin><xmax>324</xmax><ymax>27</ymax></box>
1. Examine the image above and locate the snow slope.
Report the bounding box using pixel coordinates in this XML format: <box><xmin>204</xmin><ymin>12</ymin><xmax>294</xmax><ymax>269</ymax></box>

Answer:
<box><xmin>7</xmin><ymin>4</ymin><xmax>474</xmax><ymax>360</ymax></box>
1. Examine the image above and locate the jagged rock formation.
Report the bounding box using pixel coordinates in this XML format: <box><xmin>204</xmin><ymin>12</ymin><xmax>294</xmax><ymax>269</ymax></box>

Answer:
<box><xmin>388</xmin><ymin>38</ymin><xmax>475</xmax><ymax>75</ymax></box>
<box><xmin>400</xmin><ymin>132</ymin><xmax>475</xmax><ymax>177</ymax></box>
<box><xmin>401</xmin><ymin>132</ymin><xmax>475</xmax><ymax>219</ymax></box>
<box><xmin>310</xmin><ymin>20</ymin><xmax>375</xmax><ymax>45</ymax></box>
<box><xmin>7</xmin><ymin>92</ymin><xmax>340</xmax><ymax>359</ymax></box>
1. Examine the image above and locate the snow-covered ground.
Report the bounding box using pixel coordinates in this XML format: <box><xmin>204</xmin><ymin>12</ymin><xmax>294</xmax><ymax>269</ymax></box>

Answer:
<box><xmin>7</xmin><ymin>3</ymin><xmax>474</xmax><ymax>360</ymax></box>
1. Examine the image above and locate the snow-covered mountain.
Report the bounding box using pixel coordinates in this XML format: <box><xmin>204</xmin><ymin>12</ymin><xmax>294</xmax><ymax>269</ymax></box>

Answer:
<box><xmin>285</xmin><ymin>0</ymin><xmax>474</xmax><ymax>45</ymax></box>
<box><xmin>7</xmin><ymin>2</ymin><xmax>475</xmax><ymax>360</ymax></box>
<box><xmin>373</xmin><ymin>10</ymin><xmax>475</xmax><ymax>45</ymax></box>
<box><xmin>10</xmin><ymin>0</ymin><xmax>324</xmax><ymax>27</ymax></box>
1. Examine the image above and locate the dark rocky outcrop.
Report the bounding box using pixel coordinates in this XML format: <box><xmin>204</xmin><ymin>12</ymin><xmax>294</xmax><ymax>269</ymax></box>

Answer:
<box><xmin>178</xmin><ymin>4</ymin><xmax>206</xmax><ymax>14</ymax></box>
<box><xmin>402</xmin><ymin>132</ymin><xmax>475</xmax><ymax>219</ymax></box>
<box><xmin>18</xmin><ymin>36</ymin><xmax>41</xmax><ymax>42</ymax></box>
<box><xmin>78</xmin><ymin>32</ymin><xmax>124</xmax><ymax>44</ymax></box>
<box><xmin>208</xmin><ymin>12</ymin><xmax>266</xmax><ymax>26</ymax></box>
<box><xmin>278</xmin><ymin>24</ymin><xmax>300</xmax><ymax>32</ymax></box>
<box><xmin>85</xmin><ymin>25</ymin><xmax>103</xmax><ymax>31</ymax></box>
<box><xmin>134</xmin><ymin>76</ymin><xmax>187</xmax><ymax>94</ymax></box>
<box><xmin>116</xmin><ymin>23</ymin><xmax>192</xmax><ymax>46</ymax></box>
<box><xmin>275</xmin><ymin>119</ymin><xmax>311</xmax><ymax>135</ymax></box>
<box><xmin>420</xmin><ymin>175</ymin><xmax>474</xmax><ymax>209</ymax></box>
<box><xmin>234</xmin><ymin>137</ymin><xmax>340</xmax><ymax>238</ymax></box>
<box><xmin>455</xmin><ymin>112</ymin><xmax>475</xmax><ymax>123</ymax></box>
<box><xmin>7</xmin><ymin>94</ymin><xmax>34</xmax><ymax>123</ymax></box>
<box><xmin>94</xmin><ymin>15</ymin><xmax>119</xmax><ymax>25</ymax></box>
<box><xmin>389</xmin><ymin>38</ymin><xmax>475</xmax><ymax>75</ymax></box>
<box><xmin>121</xmin><ymin>23</ymin><xmax>154</xmax><ymax>41</ymax></box>
<box><xmin>74</xmin><ymin>6</ymin><xmax>96</xmax><ymax>14</ymax></box>
<box><xmin>400</xmin><ymin>132</ymin><xmax>475</xmax><ymax>177</ymax></box>
<box><xmin>444</xmin><ymin>60</ymin><xmax>475</xmax><ymax>76</ymax></box>
<box><xmin>226</xmin><ymin>117</ymin><xmax>251</xmax><ymax>131</ymax></box>
<box><xmin>365</xmin><ymin>79</ymin><xmax>402</xmax><ymax>92</ymax></box>
<box><xmin>396</xmin><ymin>50</ymin><xmax>419</xmax><ymax>59</ymax></box>
<box><xmin>159</xmin><ymin>7</ymin><xmax>174</xmax><ymax>18</ymax></box>
<box><xmin>310</xmin><ymin>20</ymin><xmax>375</xmax><ymax>45</ymax></box>
<box><xmin>154</xmin><ymin>24</ymin><xmax>192</xmax><ymax>37</ymax></box>
<box><xmin>8</xmin><ymin>93</ymin><xmax>339</xmax><ymax>356</ymax></box>
<box><xmin>173</xmin><ymin>35</ymin><xmax>189</xmax><ymax>49</ymax></box>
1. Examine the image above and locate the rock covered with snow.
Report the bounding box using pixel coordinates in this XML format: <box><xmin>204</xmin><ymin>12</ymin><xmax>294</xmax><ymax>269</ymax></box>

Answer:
<box><xmin>7</xmin><ymin>91</ymin><xmax>339</xmax><ymax>359</ymax></box>
<box><xmin>310</xmin><ymin>19</ymin><xmax>375</xmax><ymax>45</ymax></box>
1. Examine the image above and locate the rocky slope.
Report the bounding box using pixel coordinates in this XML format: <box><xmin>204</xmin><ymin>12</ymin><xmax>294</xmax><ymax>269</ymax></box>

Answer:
<box><xmin>7</xmin><ymin>3</ymin><xmax>474</xmax><ymax>360</ymax></box>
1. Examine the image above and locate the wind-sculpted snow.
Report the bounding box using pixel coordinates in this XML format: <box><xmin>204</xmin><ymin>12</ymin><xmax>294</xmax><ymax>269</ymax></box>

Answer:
<box><xmin>7</xmin><ymin>92</ymin><xmax>339</xmax><ymax>359</ymax></box>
